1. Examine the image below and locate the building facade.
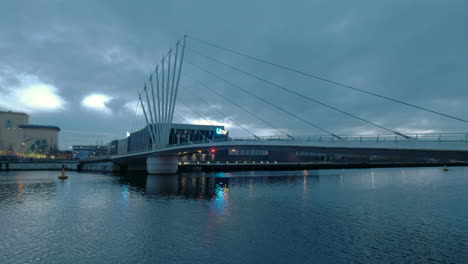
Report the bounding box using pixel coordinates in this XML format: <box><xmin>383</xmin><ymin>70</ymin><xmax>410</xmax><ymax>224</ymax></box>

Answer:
<box><xmin>0</xmin><ymin>111</ymin><xmax>60</xmax><ymax>157</ymax></box>
<box><xmin>111</xmin><ymin>123</ymin><xmax>229</xmax><ymax>155</ymax></box>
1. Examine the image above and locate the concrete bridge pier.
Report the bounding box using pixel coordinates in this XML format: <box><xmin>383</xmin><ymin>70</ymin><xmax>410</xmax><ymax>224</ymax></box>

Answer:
<box><xmin>146</xmin><ymin>155</ymin><xmax>178</xmax><ymax>175</ymax></box>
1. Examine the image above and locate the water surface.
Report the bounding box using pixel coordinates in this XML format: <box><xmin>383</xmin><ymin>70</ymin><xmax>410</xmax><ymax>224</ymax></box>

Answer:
<box><xmin>1</xmin><ymin>167</ymin><xmax>467</xmax><ymax>263</ymax></box>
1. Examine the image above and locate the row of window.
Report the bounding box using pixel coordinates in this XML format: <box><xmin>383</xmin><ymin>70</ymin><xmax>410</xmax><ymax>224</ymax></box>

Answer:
<box><xmin>171</xmin><ymin>129</ymin><xmax>214</xmax><ymax>135</ymax></box>
<box><xmin>229</xmin><ymin>149</ymin><xmax>268</xmax><ymax>156</ymax></box>
<box><xmin>296</xmin><ymin>151</ymin><xmax>327</xmax><ymax>156</ymax></box>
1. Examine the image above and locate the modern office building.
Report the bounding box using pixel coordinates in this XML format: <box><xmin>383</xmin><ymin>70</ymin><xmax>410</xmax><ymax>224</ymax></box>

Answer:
<box><xmin>0</xmin><ymin>110</ymin><xmax>60</xmax><ymax>157</ymax></box>
<box><xmin>112</xmin><ymin>123</ymin><xmax>229</xmax><ymax>155</ymax></box>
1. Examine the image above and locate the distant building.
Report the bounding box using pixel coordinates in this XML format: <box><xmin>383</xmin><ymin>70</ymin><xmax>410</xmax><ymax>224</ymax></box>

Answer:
<box><xmin>0</xmin><ymin>111</ymin><xmax>60</xmax><ymax>157</ymax></box>
<box><xmin>56</xmin><ymin>150</ymin><xmax>74</xmax><ymax>160</ymax></box>
<box><xmin>72</xmin><ymin>145</ymin><xmax>107</xmax><ymax>159</ymax></box>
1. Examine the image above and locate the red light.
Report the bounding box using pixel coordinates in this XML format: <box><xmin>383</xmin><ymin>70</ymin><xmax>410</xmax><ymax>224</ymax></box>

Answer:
<box><xmin>210</xmin><ymin>148</ymin><xmax>216</xmax><ymax>153</ymax></box>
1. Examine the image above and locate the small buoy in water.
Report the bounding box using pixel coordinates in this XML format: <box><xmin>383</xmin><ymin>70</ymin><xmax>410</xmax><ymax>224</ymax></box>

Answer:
<box><xmin>58</xmin><ymin>165</ymin><xmax>68</xmax><ymax>180</ymax></box>
<box><xmin>443</xmin><ymin>166</ymin><xmax>449</xmax><ymax>172</ymax></box>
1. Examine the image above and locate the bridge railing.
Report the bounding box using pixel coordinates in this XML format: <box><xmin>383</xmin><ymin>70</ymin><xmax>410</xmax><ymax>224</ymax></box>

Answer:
<box><xmin>227</xmin><ymin>133</ymin><xmax>468</xmax><ymax>143</ymax></box>
<box><xmin>163</xmin><ymin>133</ymin><xmax>468</xmax><ymax>148</ymax></box>
<box><xmin>104</xmin><ymin>132</ymin><xmax>468</xmax><ymax>158</ymax></box>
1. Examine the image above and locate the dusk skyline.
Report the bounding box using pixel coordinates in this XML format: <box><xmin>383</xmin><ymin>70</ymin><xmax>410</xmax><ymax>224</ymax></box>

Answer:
<box><xmin>1</xmin><ymin>0</ymin><xmax>467</xmax><ymax>148</ymax></box>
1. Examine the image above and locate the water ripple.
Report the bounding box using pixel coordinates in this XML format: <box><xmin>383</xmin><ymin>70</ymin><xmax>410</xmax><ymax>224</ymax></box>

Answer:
<box><xmin>1</xmin><ymin>168</ymin><xmax>468</xmax><ymax>263</ymax></box>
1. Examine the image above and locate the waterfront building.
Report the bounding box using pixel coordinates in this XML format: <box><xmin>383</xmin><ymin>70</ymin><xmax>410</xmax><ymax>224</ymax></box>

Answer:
<box><xmin>0</xmin><ymin>111</ymin><xmax>60</xmax><ymax>157</ymax></box>
<box><xmin>112</xmin><ymin>124</ymin><xmax>229</xmax><ymax>155</ymax></box>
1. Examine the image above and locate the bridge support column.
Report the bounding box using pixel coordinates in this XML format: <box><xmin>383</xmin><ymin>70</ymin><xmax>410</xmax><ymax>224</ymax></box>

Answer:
<box><xmin>146</xmin><ymin>155</ymin><xmax>178</xmax><ymax>175</ymax></box>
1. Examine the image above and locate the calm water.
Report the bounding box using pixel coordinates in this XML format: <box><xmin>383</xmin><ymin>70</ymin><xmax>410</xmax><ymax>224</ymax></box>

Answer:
<box><xmin>1</xmin><ymin>167</ymin><xmax>468</xmax><ymax>264</ymax></box>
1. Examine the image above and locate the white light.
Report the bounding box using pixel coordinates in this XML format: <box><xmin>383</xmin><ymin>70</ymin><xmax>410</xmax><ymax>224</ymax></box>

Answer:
<box><xmin>126</xmin><ymin>132</ymin><xmax>130</xmax><ymax>137</ymax></box>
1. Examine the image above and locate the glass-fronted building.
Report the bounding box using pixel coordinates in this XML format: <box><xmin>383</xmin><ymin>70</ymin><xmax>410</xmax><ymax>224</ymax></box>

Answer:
<box><xmin>111</xmin><ymin>124</ymin><xmax>229</xmax><ymax>155</ymax></box>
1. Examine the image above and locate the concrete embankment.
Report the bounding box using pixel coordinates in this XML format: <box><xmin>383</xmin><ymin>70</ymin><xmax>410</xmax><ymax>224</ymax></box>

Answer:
<box><xmin>0</xmin><ymin>161</ymin><xmax>79</xmax><ymax>171</ymax></box>
<box><xmin>178</xmin><ymin>162</ymin><xmax>468</xmax><ymax>172</ymax></box>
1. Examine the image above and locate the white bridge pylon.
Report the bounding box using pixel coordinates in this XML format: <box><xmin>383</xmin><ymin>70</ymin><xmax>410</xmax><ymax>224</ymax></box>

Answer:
<box><xmin>139</xmin><ymin>36</ymin><xmax>187</xmax><ymax>150</ymax></box>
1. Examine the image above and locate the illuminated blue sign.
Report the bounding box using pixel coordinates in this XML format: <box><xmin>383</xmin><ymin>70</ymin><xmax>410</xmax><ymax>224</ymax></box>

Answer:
<box><xmin>216</xmin><ymin>128</ymin><xmax>228</xmax><ymax>135</ymax></box>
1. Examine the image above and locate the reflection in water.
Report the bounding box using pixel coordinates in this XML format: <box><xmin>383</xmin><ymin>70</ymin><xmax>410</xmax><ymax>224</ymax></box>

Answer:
<box><xmin>16</xmin><ymin>182</ymin><xmax>24</xmax><ymax>203</ymax></box>
<box><xmin>122</xmin><ymin>184</ymin><xmax>129</xmax><ymax>200</ymax></box>
<box><xmin>2</xmin><ymin>168</ymin><xmax>468</xmax><ymax>264</ymax></box>
<box><xmin>211</xmin><ymin>181</ymin><xmax>229</xmax><ymax>216</ymax></box>
<box><xmin>121</xmin><ymin>173</ymin><xmax>310</xmax><ymax>201</ymax></box>
<box><xmin>0</xmin><ymin>172</ymin><xmax>57</xmax><ymax>205</ymax></box>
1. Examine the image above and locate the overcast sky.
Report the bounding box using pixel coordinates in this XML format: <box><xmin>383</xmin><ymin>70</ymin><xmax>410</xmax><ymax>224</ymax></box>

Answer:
<box><xmin>1</xmin><ymin>0</ymin><xmax>467</xmax><ymax>149</ymax></box>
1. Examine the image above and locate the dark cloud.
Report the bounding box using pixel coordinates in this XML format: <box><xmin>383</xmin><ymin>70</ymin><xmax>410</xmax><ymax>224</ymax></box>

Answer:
<box><xmin>1</xmin><ymin>0</ymin><xmax>467</xmax><ymax>148</ymax></box>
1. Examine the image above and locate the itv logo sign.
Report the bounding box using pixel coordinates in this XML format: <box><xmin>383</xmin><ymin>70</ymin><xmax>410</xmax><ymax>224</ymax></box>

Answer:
<box><xmin>216</xmin><ymin>128</ymin><xmax>228</xmax><ymax>135</ymax></box>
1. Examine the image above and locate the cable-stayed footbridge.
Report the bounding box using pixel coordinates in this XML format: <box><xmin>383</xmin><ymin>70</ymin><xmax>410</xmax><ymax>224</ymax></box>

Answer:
<box><xmin>82</xmin><ymin>35</ymin><xmax>468</xmax><ymax>174</ymax></box>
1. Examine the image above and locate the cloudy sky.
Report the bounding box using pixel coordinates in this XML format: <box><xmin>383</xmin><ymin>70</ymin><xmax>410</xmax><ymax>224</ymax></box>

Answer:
<box><xmin>1</xmin><ymin>0</ymin><xmax>467</xmax><ymax>148</ymax></box>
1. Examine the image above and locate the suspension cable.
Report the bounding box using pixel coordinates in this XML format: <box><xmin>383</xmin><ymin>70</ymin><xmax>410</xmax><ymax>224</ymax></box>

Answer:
<box><xmin>177</xmin><ymin>98</ymin><xmax>215</xmax><ymax>126</ymax></box>
<box><xmin>133</xmin><ymin>89</ymin><xmax>146</xmax><ymax>132</ymax></box>
<box><xmin>187</xmin><ymin>35</ymin><xmax>468</xmax><ymax>125</ymax></box>
<box><xmin>175</xmin><ymin>112</ymin><xmax>190</xmax><ymax>124</ymax></box>
<box><xmin>184</xmin><ymin>74</ymin><xmax>294</xmax><ymax>139</ymax></box>
<box><xmin>181</xmin><ymin>89</ymin><xmax>260</xmax><ymax>139</ymax></box>
<box><xmin>187</xmin><ymin>48</ymin><xmax>410</xmax><ymax>139</ymax></box>
<box><xmin>129</xmin><ymin>99</ymin><xmax>141</xmax><ymax>133</ymax></box>
<box><xmin>186</xmin><ymin>61</ymin><xmax>341</xmax><ymax>139</ymax></box>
